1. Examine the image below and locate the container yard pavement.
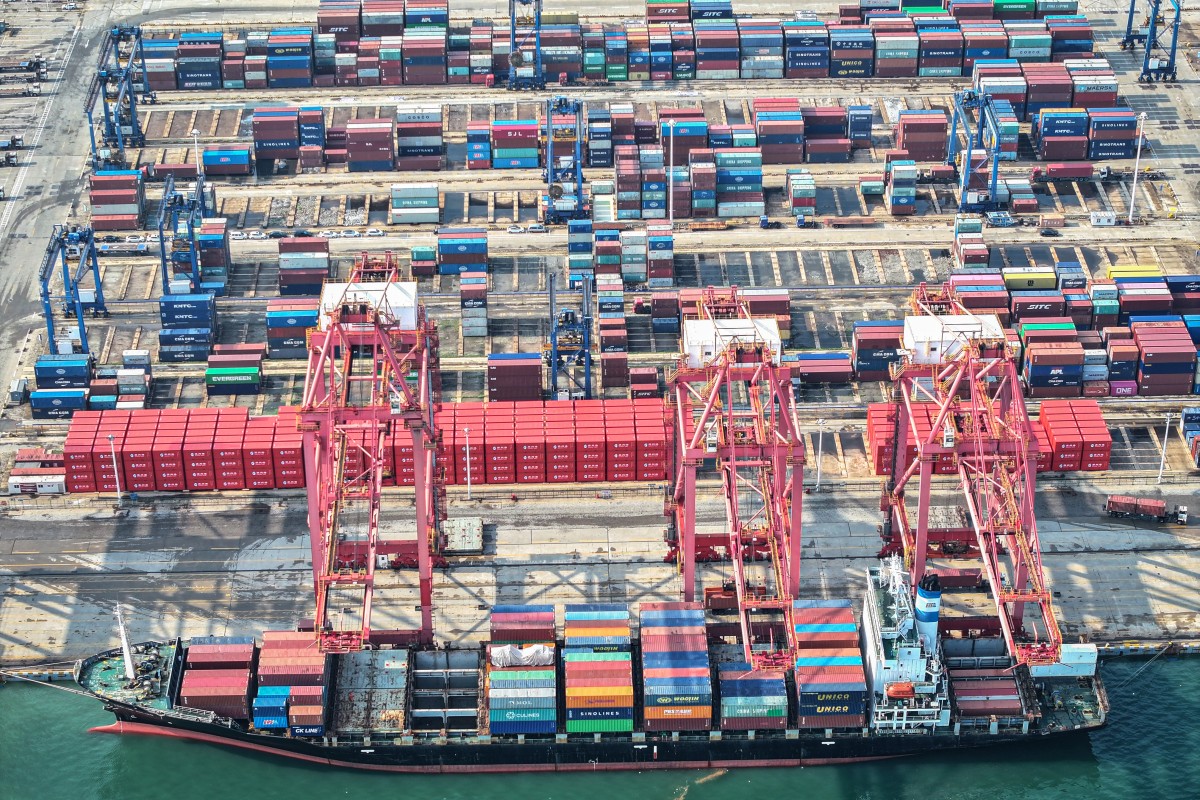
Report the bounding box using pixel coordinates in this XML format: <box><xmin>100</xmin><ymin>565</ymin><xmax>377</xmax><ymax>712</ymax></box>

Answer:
<box><xmin>2</xmin><ymin>485</ymin><xmax>1198</xmax><ymax>665</ymax></box>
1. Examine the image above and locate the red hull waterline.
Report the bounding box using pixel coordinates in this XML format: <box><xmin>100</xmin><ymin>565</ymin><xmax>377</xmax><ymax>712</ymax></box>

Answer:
<box><xmin>90</xmin><ymin>722</ymin><xmax>903</xmax><ymax>771</ymax></box>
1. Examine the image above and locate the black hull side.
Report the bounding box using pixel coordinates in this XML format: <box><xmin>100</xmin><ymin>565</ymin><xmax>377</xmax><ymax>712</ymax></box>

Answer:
<box><xmin>98</xmin><ymin>702</ymin><xmax>1101</xmax><ymax>773</ymax></box>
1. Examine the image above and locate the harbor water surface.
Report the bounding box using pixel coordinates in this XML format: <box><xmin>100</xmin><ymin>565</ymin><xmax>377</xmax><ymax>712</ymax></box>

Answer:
<box><xmin>0</xmin><ymin>658</ymin><xmax>1194</xmax><ymax>800</ymax></box>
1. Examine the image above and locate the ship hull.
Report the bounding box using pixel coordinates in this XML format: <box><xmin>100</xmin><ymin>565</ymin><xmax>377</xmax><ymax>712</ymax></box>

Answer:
<box><xmin>93</xmin><ymin>701</ymin><xmax>1097</xmax><ymax>773</ymax></box>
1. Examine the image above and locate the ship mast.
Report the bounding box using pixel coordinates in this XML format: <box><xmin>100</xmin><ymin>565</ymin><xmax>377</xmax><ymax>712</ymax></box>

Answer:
<box><xmin>115</xmin><ymin>604</ymin><xmax>136</xmax><ymax>681</ymax></box>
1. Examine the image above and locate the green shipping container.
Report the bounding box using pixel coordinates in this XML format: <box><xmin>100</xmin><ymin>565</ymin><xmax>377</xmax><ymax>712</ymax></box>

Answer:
<box><xmin>205</xmin><ymin>367</ymin><xmax>262</xmax><ymax>386</ymax></box>
<box><xmin>566</xmin><ymin>719</ymin><xmax>634</xmax><ymax>733</ymax></box>
<box><xmin>562</xmin><ymin>652</ymin><xmax>631</xmax><ymax>662</ymax></box>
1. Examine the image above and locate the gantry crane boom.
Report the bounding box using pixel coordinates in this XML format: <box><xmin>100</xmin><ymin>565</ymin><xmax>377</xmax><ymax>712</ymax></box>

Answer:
<box><xmin>881</xmin><ymin>283</ymin><xmax>1062</xmax><ymax>666</ymax></box>
<box><xmin>666</xmin><ymin>288</ymin><xmax>805</xmax><ymax>668</ymax></box>
<box><xmin>299</xmin><ymin>254</ymin><xmax>442</xmax><ymax>652</ymax></box>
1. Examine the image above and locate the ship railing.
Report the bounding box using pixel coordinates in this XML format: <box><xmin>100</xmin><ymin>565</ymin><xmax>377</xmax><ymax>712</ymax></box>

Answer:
<box><xmin>162</xmin><ymin>704</ymin><xmax>220</xmax><ymax>725</ymax></box>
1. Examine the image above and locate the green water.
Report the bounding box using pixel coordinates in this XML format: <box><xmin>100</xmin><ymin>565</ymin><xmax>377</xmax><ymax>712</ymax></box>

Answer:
<box><xmin>1</xmin><ymin>659</ymin><xmax>1195</xmax><ymax>800</ymax></box>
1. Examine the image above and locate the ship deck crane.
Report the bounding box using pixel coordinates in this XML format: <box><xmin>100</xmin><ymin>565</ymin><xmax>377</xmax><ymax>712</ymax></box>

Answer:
<box><xmin>879</xmin><ymin>283</ymin><xmax>1062</xmax><ymax>667</ymax></box>
<box><xmin>85</xmin><ymin>27</ymin><xmax>151</xmax><ymax>170</ymax></box>
<box><xmin>299</xmin><ymin>254</ymin><xmax>443</xmax><ymax>652</ymax></box>
<box><xmin>547</xmin><ymin>272</ymin><xmax>593</xmax><ymax>399</ymax></box>
<box><xmin>947</xmin><ymin>90</ymin><xmax>1003</xmax><ymax>214</ymax></box>
<box><xmin>38</xmin><ymin>224</ymin><xmax>109</xmax><ymax>355</ymax></box>
<box><xmin>543</xmin><ymin>95</ymin><xmax>588</xmax><ymax>223</ymax></box>
<box><xmin>1121</xmin><ymin>0</ymin><xmax>1180</xmax><ymax>82</ymax></box>
<box><xmin>508</xmin><ymin>0</ymin><xmax>544</xmax><ymax>89</ymax></box>
<box><xmin>155</xmin><ymin>173</ymin><xmax>214</xmax><ymax>294</ymax></box>
<box><xmin>665</xmin><ymin>288</ymin><xmax>805</xmax><ymax>668</ymax></box>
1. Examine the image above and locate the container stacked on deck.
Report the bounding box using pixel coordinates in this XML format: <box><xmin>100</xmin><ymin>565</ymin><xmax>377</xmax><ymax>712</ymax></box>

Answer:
<box><xmin>793</xmin><ymin>599</ymin><xmax>869</xmax><ymax>730</ymax></box>
<box><xmin>885</xmin><ymin>159</ymin><xmax>918</xmax><ymax>216</ymax></box>
<box><xmin>487</xmin><ymin>605</ymin><xmax>558</xmax><ymax>735</ymax></box>
<box><xmin>179</xmin><ymin>637</ymin><xmax>255</xmax><ymax>719</ymax></box>
<box><xmin>89</xmin><ymin>170</ymin><xmax>145</xmax><ymax>230</ymax></box>
<box><xmin>718</xmin><ymin>664</ymin><xmax>788</xmax><ymax>730</ymax></box>
<box><xmin>437</xmin><ymin>227</ymin><xmax>487</xmax><ymax>275</ymax></box>
<box><xmin>487</xmin><ymin>354</ymin><xmax>542</xmax><ymax>402</ymax></box>
<box><xmin>158</xmin><ymin>293</ymin><xmax>216</xmax><ymax>363</ymax></box>
<box><xmin>266</xmin><ymin>298</ymin><xmax>319</xmax><ymax>359</ymax></box>
<box><xmin>277</xmin><ymin>236</ymin><xmax>331</xmax><ymax>296</ymax></box>
<box><xmin>460</xmin><ymin>270</ymin><xmax>488</xmax><ymax>338</ymax></box>
<box><xmin>894</xmin><ymin>111</ymin><xmax>949</xmax><ymax>162</ymax></box>
<box><xmin>257</xmin><ymin>630</ymin><xmax>330</xmax><ymax>689</ymax></box>
<box><xmin>31</xmin><ymin>355</ymin><xmax>93</xmax><ymax>419</ymax></box>
<box><xmin>852</xmin><ymin>320</ymin><xmax>904</xmax><ymax>380</ymax></box>
<box><xmin>395</xmin><ymin>106</ymin><xmax>444</xmax><ymax>170</ymax></box>
<box><xmin>1038</xmin><ymin>398</ymin><xmax>1111</xmax><ymax>471</ymax></box>
<box><xmin>345</xmin><ymin>118</ymin><xmax>394</xmax><ymax>171</ymax></box>
<box><xmin>206</xmin><ymin>344</ymin><xmax>266</xmax><ymax>396</ymax></box>
<box><xmin>389</xmin><ymin>182</ymin><xmax>440</xmax><ymax>224</ymax></box>
<box><xmin>715</xmin><ymin>148</ymin><xmax>764</xmax><ymax>218</ymax></box>
<box><xmin>466</xmin><ymin>121</ymin><xmax>491</xmax><ymax>169</ymax></box>
<box><xmin>491</xmin><ymin>120</ymin><xmax>539</xmax><ymax>169</ymax></box>
<box><xmin>639</xmin><ymin>602</ymin><xmax>712</xmax><ymax>732</ymax></box>
<box><xmin>563</xmin><ymin>604</ymin><xmax>634</xmax><ymax>733</ymax></box>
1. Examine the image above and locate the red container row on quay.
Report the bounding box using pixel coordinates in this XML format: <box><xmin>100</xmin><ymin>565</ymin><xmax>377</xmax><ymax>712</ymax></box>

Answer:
<box><xmin>61</xmin><ymin>400</ymin><xmax>674</xmax><ymax>494</ymax></box>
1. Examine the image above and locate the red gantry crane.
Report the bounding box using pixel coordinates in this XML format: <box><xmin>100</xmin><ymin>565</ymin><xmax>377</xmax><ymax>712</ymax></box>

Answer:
<box><xmin>299</xmin><ymin>252</ymin><xmax>443</xmax><ymax>652</ymax></box>
<box><xmin>880</xmin><ymin>282</ymin><xmax>1062</xmax><ymax>667</ymax></box>
<box><xmin>664</xmin><ymin>288</ymin><xmax>806</xmax><ymax>669</ymax></box>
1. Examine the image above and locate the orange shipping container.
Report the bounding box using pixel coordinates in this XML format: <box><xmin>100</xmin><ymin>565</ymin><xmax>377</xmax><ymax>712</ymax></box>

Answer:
<box><xmin>643</xmin><ymin>705</ymin><xmax>711</xmax><ymax>720</ymax></box>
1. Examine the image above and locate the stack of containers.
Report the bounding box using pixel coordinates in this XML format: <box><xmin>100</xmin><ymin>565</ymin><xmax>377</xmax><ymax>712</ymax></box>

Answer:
<box><xmin>89</xmin><ymin>170</ymin><xmax>145</xmax><ymax>230</ymax></box>
<box><xmin>1023</xmin><ymin>341</ymin><xmax>1084</xmax><ymax>397</ymax></box>
<box><xmin>437</xmin><ymin>227</ymin><xmax>487</xmax><ymax>275</ymax></box>
<box><xmin>784</xmin><ymin>19</ymin><xmax>830</xmax><ymax>78</ymax></box>
<box><xmin>1166</xmin><ymin>274</ymin><xmax>1200</xmax><ymax>314</ymax></box>
<box><xmin>566</xmin><ymin>219</ymin><xmax>594</xmax><ymax>284</ymax></box>
<box><xmin>277</xmin><ymin>237</ymin><xmax>330</xmax><ymax>296</ymax></box>
<box><xmin>980</xmin><ymin>99</ymin><xmax>1020</xmax><ymax>161</ymax></box>
<box><xmin>829</xmin><ymin>26</ymin><xmax>874</xmax><ymax>78</ymax></box>
<box><xmin>847</xmin><ymin>104</ymin><xmax>873</xmax><ymax>146</ymax></box>
<box><xmin>801</xmin><ymin>106</ymin><xmax>851</xmax><ymax>163</ymax></box>
<box><xmin>395</xmin><ymin>106</ymin><xmax>444</xmax><ymax>170</ymax></box>
<box><xmin>491</xmin><ymin>120</ymin><xmax>539</xmax><ymax>169</ymax></box>
<box><xmin>256</xmin><ymin>630</ymin><xmax>327</xmax><ymax>678</ymax></box>
<box><xmin>460</xmin><ymin>270</ymin><xmax>488</xmax><ymax>338</ymax></box>
<box><xmin>487</xmin><ymin>605</ymin><xmax>557</xmax><ymax>735</ymax></box>
<box><xmin>178</xmin><ymin>639</ymin><xmax>255</xmax><ymax>719</ymax></box>
<box><xmin>361</xmin><ymin>1</ymin><xmax>406</xmax><ymax>36</ymax></box>
<box><xmin>468</xmin><ymin>21</ymin><xmax>494</xmax><ymax>84</ymax></box>
<box><xmin>651</xmin><ymin>292</ymin><xmax>680</xmax><ymax>334</ymax></box>
<box><xmin>646</xmin><ymin>222</ymin><xmax>674</xmax><ymax>287</ymax></box>
<box><xmin>630</xmin><ymin>367</ymin><xmax>660</xmax><ymax>398</ymax></box>
<box><xmin>784</xmin><ymin>168</ymin><xmax>816</xmax><ymax>220</ymax></box>
<box><xmin>639</xmin><ymin>145</ymin><xmax>667</xmax><ymax>220</ymax></box>
<box><xmin>202</xmin><ymin>147</ymin><xmax>253</xmax><ymax>176</ymax></box>
<box><xmin>718</xmin><ymin>663</ymin><xmax>788</xmax><ymax>731</ymax></box>
<box><xmin>158</xmin><ymin>294</ymin><xmax>216</xmax><ymax>363</ymax></box>
<box><xmin>1033</xmin><ymin>107</ymin><xmax>1089</xmax><ymax>160</ymax></box>
<box><xmin>1133</xmin><ymin>320</ymin><xmax>1198</xmax><ymax>396</ymax></box>
<box><xmin>792</xmin><ymin>599</ymin><xmax>869</xmax><ymax>730</ymax></box>
<box><xmin>974</xmin><ymin>66</ymin><xmax>1028</xmax><ymax>120</ymax></box>
<box><xmin>714</xmin><ymin>148</ymin><xmax>764</xmax><ymax>218</ymax></box>
<box><xmin>1038</xmin><ymin>399</ymin><xmax>1112</xmax><ymax>471</ymax></box>
<box><xmin>874</xmin><ymin>23</ymin><xmax>918</xmax><ymax>79</ymax></box>
<box><xmin>253</xmin><ymin>108</ymin><xmax>301</xmax><ymax>164</ymax></box>
<box><xmin>1068</xmin><ymin>59</ymin><xmax>1118</xmax><ymax>107</ymax></box>
<box><xmin>266</xmin><ymin>28</ymin><xmax>314</xmax><ymax>89</ymax></box>
<box><xmin>752</xmin><ymin>99</ymin><xmax>806</xmax><ymax>165</ymax></box>
<box><xmin>175</xmin><ymin>34</ymin><xmax>223</xmax><ymax>90</ymax></box>
<box><xmin>316</xmin><ymin>1</ymin><xmax>358</xmax><ymax>45</ymax></box>
<box><xmin>345</xmin><ymin>118</ymin><xmax>394</xmax><ymax>172</ymax></box>
<box><xmin>265</xmin><ymin>298</ymin><xmax>318</xmax><ymax>359</ymax></box>
<box><xmin>1179</xmin><ymin>407</ymin><xmax>1200</xmax><ymax>467</ymax></box>
<box><xmin>31</xmin><ymin>355</ymin><xmax>93</xmax><ymax>420</ymax></box>
<box><xmin>785</xmin><ymin>351</ymin><xmax>854</xmax><ymax>384</ymax></box>
<box><xmin>487</xmin><ymin>354</ymin><xmax>542</xmax><ymax>401</ymax></box>
<box><xmin>851</xmin><ymin>320</ymin><xmax>904</xmax><ymax>380</ymax></box>
<box><xmin>142</xmin><ymin>40</ymin><xmax>180</xmax><ymax>91</ymax></box>
<box><xmin>409</xmin><ymin>244</ymin><xmax>437</xmax><ymax>277</ymax></box>
<box><xmin>1023</xmin><ymin>63</ymin><xmax>1074</xmax><ymax>119</ymax></box>
<box><xmin>1087</xmin><ymin>109</ymin><xmax>1139</xmax><ymax>160</ymax></box>
<box><xmin>619</xmin><ymin>229</ymin><xmax>648</xmax><ymax>283</ymax></box>
<box><xmin>466</xmin><ymin>121</ymin><xmax>492</xmax><ymax>169</ymax></box>
<box><xmin>894</xmin><ymin>111</ymin><xmax>949</xmax><ymax>162</ymax></box>
<box><xmin>885</xmin><ymin>160</ymin><xmax>918</xmax><ymax>216</ymax></box>
<box><xmin>563</xmin><ymin>604</ymin><xmax>634</xmax><ymax>734</ymax></box>
<box><xmin>953</xmin><ymin>232</ymin><xmax>991</xmax><ymax>269</ymax></box>
<box><xmin>587</xmin><ymin>108</ymin><xmax>613</xmax><ymax>168</ymax></box>
<box><xmin>390</xmin><ymin>183</ymin><xmax>440</xmax><ymax>224</ymax></box>
<box><xmin>251</xmin><ymin>685</ymin><xmax>290</xmax><ymax>730</ymax></box>
<box><xmin>205</xmin><ymin>344</ymin><xmax>266</xmax><ymax>397</ymax></box>
<box><xmin>739</xmin><ymin>18</ymin><xmax>784</xmax><ymax>79</ymax></box>
<box><xmin>918</xmin><ymin>26</ymin><xmax>963</xmax><ymax>78</ymax></box>
<box><xmin>639</xmin><ymin>602</ymin><xmax>712</xmax><ymax>732</ymax></box>
<box><xmin>660</xmin><ymin>110</ymin><xmax>708</xmax><ymax>166</ymax></box>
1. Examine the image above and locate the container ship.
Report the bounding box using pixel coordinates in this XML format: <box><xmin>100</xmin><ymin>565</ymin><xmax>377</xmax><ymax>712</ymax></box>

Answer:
<box><xmin>76</xmin><ymin>558</ymin><xmax>1108</xmax><ymax>772</ymax></box>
